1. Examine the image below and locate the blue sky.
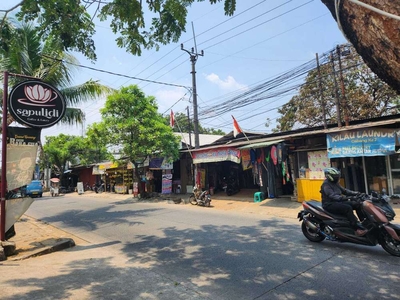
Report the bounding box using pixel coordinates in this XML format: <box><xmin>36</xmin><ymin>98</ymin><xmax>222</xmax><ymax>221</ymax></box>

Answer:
<box><xmin>2</xmin><ymin>0</ymin><xmax>347</xmax><ymax>141</ymax></box>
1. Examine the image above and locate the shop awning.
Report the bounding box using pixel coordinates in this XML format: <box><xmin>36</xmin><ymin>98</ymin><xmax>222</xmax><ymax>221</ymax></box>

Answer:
<box><xmin>238</xmin><ymin>139</ymin><xmax>284</xmax><ymax>150</ymax></box>
<box><xmin>193</xmin><ymin>147</ymin><xmax>241</xmax><ymax>164</ymax></box>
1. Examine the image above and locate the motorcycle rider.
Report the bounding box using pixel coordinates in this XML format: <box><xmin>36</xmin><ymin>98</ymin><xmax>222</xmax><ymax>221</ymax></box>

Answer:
<box><xmin>321</xmin><ymin>167</ymin><xmax>368</xmax><ymax>236</ymax></box>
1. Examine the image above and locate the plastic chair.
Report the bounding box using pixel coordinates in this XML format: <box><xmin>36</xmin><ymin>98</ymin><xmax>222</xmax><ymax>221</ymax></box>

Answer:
<box><xmin>254</xmin><ymin>192</ymin><xmax>264</xmax><ymax>203</ymax></box>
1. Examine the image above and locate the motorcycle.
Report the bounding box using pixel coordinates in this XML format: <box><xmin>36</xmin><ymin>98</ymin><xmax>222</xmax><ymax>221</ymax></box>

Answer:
<box><xmin>189</xmin><ymin>186</ymin><xmax>211</xmax><ymax>207</ymax></box>
<box><xmin>225</xmin><ymin>176</ymin><xmax>240</xmax><ymax>196</ymax></box>
<box><xmin>298</xmin><ymin>191</ymin><xmax>400</xmax><ymax>257</ymax></box>
<box><xmin>93</xmin><ymin>182</ymin><xmax>105</xmax><ymax>193</ymax></box>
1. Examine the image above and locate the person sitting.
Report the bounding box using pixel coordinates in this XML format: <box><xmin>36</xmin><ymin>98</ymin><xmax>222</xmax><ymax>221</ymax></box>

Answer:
<box><xmin>321</xmin><ymin>167</ymin><xmax>368</xmax><ymax>236</ymax></box>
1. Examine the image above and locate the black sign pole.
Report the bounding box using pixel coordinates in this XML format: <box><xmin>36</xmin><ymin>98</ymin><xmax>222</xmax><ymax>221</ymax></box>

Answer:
<box><xmin>1</xmin><ymin>71</ymin><xmax>9</xmax><ymax>241</ymax></box>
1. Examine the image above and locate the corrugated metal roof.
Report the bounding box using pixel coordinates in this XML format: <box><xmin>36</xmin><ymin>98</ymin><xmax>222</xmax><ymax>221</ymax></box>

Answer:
<box><xmin>181</xmin><ymin>117</ymin><xmax>400</xmax><ymax>152</ymax></box>
<box><xmin>175</xmin><ymin>133</ymin><xmax>224</xmax><ymax>148</ymax></box>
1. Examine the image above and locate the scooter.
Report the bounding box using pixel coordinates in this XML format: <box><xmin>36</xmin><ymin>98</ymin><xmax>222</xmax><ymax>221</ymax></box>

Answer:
<box><xmin>189</xmin><ymin>186</ymin><xmax>211</xmax><ymax>207</ymax></box>
<box><xmin>298</xmin><ymin>191</ymin><xmax>400</xmax><ymax>256</ymax></box>
<box><xmin>93</xmin><ymin>182</ymin><xmax>105</xmax><ymax>193</ymax></box>
<box><xmin>226</xmin><ymin>176</ymin><xmax>240</xmax><ymax>196</ymax></box>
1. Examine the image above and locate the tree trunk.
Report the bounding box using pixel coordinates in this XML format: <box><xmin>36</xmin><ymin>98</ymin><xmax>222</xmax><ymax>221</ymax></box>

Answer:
<box><xmin>134</xmin><ymin>163</ymin><xmax>144</xmax><ymax>197</ymax></box>
<box><xmin>321</xmin><ymin>0</ymin><xmax>400</xmax><ymax>93</ymax></box>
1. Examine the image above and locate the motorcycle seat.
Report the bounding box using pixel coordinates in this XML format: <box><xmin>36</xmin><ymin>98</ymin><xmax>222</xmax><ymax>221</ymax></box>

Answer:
<box><xmin>305</xmin><ymin>200</ymin><xmax>349</xmax><ymax>221</ymax></box>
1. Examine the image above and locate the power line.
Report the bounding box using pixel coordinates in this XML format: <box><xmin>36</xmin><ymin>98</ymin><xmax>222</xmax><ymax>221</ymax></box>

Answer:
<box><xmin>41</xmin><ymin>55</ymin><xmax>190</xmax><ymax>89</ymax></box>
<box><xmin>201</xmin><ymin>0</ymin><xmax>314</xmax><ymax>50</ymax></box>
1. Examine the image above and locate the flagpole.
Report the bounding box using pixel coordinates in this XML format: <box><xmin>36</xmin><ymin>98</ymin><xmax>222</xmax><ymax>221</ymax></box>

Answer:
<box><xmin>232</xmin><ymin>115</ymin><xmax>269</xmax><ymax>172</ymax></box>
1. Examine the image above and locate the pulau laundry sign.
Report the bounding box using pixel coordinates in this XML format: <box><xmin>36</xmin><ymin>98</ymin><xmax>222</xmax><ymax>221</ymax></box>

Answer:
<box><xmin>327</xmin><ymin>128</ymin><xmax>397</xmax><ymax>158</ymax></box>
<box><xmin>8</xmin><ymin>80</ymin><xmax>66</xmax><ymax>128</ymax></box>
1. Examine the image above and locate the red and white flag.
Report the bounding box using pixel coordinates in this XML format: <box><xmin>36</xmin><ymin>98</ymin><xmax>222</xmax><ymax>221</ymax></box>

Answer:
<box><xmin>232</xmin><ymin>115</ymin><xmax>242</xmax><ymax>137</ymax></box>
<box><xmin>170</xmin><ymin>110</ymin><xmax>175</xmax><ymax>128</ymax></box>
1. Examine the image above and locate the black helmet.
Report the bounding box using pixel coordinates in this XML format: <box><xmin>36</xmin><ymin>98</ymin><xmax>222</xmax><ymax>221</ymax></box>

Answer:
<box><xmin>325</xmin><ymin>167</ymin><xmax>340</xmax><ymax>183</ymax></box>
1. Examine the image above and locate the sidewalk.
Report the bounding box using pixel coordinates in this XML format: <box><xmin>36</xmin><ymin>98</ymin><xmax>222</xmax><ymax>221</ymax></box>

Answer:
<box><xmin>3</xmin><ymin>190</ymin><xmax>400</xmax><ymax>261</ymax></box>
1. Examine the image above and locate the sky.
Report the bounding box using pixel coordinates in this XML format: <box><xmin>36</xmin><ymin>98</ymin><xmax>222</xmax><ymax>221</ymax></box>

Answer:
<box><xmin>2</xmin><ymin>0</ymin><xmax>347</xmax><ymax>142</ymax></box>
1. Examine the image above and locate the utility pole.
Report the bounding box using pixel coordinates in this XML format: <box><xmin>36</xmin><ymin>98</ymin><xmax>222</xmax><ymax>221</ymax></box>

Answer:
<box><xmin>186</xmin><ymin>106</ymin><xmax>192</xmax><ymax>148</ymax></box>
<box><xmin>181</xmin><ymin>43</ymin><xmax>203</xmax><ymax>149</ymax></box>
<box><xmin>316</xmin><ymin>53</ymin><xmax>327</xmax><ymax>129</ymax></box>
<box><xmin>331</xmin><ymin>53</ymin><xmax>342</xmax><ymax>127</ymax></box>
<box><xmin>337</xmin><ymin>45</ymin><xmax>350</xmax><ymax>126</ymax></box>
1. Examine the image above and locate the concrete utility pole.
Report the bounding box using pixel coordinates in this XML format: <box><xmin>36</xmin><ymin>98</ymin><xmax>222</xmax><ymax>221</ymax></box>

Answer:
<box><xmin>316</xmin><ymin>53</ymin><xmax>327</xmax><ymax>129</ymax></box>
<box><xmin>336</xmin><ymin>45</ymin><xmax>350</xmax><ymax>126</ymax></box>
<box><xmin>186</xmin><ymin>106</ymin><xmax>192</xmax><ymax>148</ymax></box>
<box><xmin>181</xmin><ymin>43</ymin><xmax>203</xmax><ymax>149</ymax></box>
<box><xmin>330</xmin><ymin>53</ymin><xmax>342</xmax><ymax>127</ymax></box>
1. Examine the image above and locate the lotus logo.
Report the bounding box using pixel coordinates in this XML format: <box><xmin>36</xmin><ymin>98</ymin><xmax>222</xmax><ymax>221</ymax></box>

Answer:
<box><xmin>9</xmin><ymin>80</ymin><xmax>66</xmax><ymax>128</ymax></box>
<box><xmin>18</xmin><ymin>84</ymin><xmax>58</xmax><ymax>107</ymax></box>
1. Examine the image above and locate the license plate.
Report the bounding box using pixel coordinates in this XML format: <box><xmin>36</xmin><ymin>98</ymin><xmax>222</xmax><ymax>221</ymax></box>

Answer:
<box><xmin>32</xmin><ymin>192</ymin><xmax>38</xmax><ymax>194</ymax></box>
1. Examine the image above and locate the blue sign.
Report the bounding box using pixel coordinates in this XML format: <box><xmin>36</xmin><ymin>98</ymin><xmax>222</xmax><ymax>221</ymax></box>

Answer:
<box><xmin>327</xmin><ymin>128</ymin><xmax>396</xmax><ymax>158</ymax></box>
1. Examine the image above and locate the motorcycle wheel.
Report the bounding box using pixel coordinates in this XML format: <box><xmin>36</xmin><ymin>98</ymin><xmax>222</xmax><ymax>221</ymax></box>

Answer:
<box><xmin>226</xmin><ymin>188</ymin><xmax>233</xmax><ymax>196</ymax></box>
<box><xmin>301</xmin><ymin>220</ymin><xmax>325</xmax><ymax>242</ymax></box>
<box><xmin>205</xmin><ymin>199</ymin><xmax>211</xmax><ymax>207</ymax></box>
<box><xmin>380</xmin><ymin>234</ymin><xmax>400</xmax><ymax>257</ymax></box>
<box><xmin>189</xmin><ymin>194</ymin><xmax>198</xmax><ymax>205</ymax></box>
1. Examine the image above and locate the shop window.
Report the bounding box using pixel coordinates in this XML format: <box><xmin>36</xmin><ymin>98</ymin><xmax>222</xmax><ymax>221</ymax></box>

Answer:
<box><xmin>365</xmin><ymin>156</ymin><xmax>387</xmax><ymax>193</ymax></box>
<box><xmin>390</xmin><ymin>154</ymin><xmax>400</xmax><ymax>195</ymax></box>
<box><xmin>298</xmin><ymin>152</ymin><xmax>308</xmax><ymax>178</ymax></box>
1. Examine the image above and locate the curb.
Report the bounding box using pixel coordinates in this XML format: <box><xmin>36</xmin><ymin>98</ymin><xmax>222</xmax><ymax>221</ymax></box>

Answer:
<box><xmin>8</xmin><ymin>238</ymin><xmax>75</xmax><ymax>261</ymax></box>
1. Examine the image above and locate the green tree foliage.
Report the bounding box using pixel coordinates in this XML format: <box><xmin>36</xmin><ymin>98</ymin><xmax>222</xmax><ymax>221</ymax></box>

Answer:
<box><xmin>0</xmin><ymin>0</ymin><xmax>237</xmax><ymax>61</ymax></box>
<box><xmin>166</xmin><ymin>112</ymin><xmax>225</xmax><ymax>135</ymax></box>
<box><xmin>42</xmin><ymin>134</ymin><xmax>109</xmax><ymax>182</ymax></box>
<box><xmin>275</xmin><ymin>45</ymin><xmax>400</xmax><ymax>132</ymax></box>
<box><xmin>88</xmin><ymin>85</ymin><xmax>180</xmax><ymax>195</ymax></box>
<box><xmin>0</xmin><ymin>20</ymin><xmax>112</xmax><ymax>126</ymax></box>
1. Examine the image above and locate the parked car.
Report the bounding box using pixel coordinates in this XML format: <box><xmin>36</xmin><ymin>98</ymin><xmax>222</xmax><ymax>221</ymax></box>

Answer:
<box><xmin>25</xmin><ymin>180</ymin><xmax>43</xmax><ymax>198</ymax></box>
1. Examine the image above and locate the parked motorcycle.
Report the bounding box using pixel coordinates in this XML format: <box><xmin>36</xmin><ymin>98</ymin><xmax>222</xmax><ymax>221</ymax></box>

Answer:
<box><xmin>225</xmin><ymin>176</ymin><xmax>240</xmax><ymax>196</ymax></box>
<box><xmin>93</xmin><ymin>182</ymin><xmax>105</xmax><ymax>193</ymax></box>
<box><xmin>298</xmin><ymin>191</ymin><xmax>400</xmax><ymax>257</ymax></box>
<box><xmin>189</xmin><ymin>186</ymin><xmax>211</xmax><ymax>207</ymax></box>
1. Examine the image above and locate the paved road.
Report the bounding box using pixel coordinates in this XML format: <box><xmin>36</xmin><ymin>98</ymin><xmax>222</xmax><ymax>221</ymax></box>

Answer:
<box><xmin>2</xmin><ymin>195</ymin><xmax>400</xmax><ymax>300</ymax></box>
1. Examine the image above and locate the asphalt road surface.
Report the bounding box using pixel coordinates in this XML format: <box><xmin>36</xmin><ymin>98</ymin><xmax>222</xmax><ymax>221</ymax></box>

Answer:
<box><xmin>2</xmin><ymin>195</ymin><xmax>400</xmax><ymax>300</ymax></box>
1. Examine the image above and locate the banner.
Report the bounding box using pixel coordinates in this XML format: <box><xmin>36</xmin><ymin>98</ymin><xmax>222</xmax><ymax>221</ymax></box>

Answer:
<box><xmin>241</xmin><ymin>149</ymin><xmax>252</xmax><ymax>170</ymax></box>
<box><xmin>327</xmin><ymin>128</ymin><xmax>396</xmax><ymax>158</ymax></box>
<box><xmin>161</xmin><ymin>174</ymin><xmax>172</xmax><ymax>194</ymax></box>
<box><xmin>193</xmin><ymin>147</ymin><xmax>241</xmax><ymax>164</ymax></box>
<box><xmin>6</xmin><ymin>127</ymin><xmax>41</xmax><ymax>191</ymax></box>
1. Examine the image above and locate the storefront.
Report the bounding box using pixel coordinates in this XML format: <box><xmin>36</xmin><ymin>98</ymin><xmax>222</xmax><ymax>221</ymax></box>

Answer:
<box><xmin>148</xmin><ymin>157</ymin><xmax>176</xmax><ymax>195</ymax></box>
<box><xmin>295</xmin><ymin>126</ymin><xmax>400</xmax><ymax>202</ymax></box>
<box><xmin>192</xmin><ymin>146</ymin><xmax>242</xmax><ymax>192</ymax></box>
<box><xmin>327</xmin><ymin>127</ymin><xmax>399</xmax><ymax>195</ymax></box>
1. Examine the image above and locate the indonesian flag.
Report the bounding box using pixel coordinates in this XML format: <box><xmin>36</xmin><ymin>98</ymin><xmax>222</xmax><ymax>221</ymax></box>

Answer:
<box><xmin>170</xmin><ymin>110</ymin><xmax>175</xmax><ymax>128</ymax></box>
<box><xmin>232</xmin><ymin>115</ymin><xmax>242</xmax><ymax>137</ymax></box>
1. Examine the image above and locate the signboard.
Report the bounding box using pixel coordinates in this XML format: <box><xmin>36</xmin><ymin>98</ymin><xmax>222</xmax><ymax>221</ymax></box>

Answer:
<box><xmin>193</xmin><ymin>147</ymin><xmax>241</xmax><ymax>164</ymax></box>
<box><xmin>161</xmin><ymin>174</ymin><xmax>172</xmax><ymax>194</ymax></box>
<box><xmin>6</xmin><ymin>127</ymin><xmax>41</xmax><ymax>190</ymax></box>
<box><xmin>327</xmin><ymin>128</ymin><xmax>396</xmax><ymax>158</ymax></box>
<box><xmin>9</xmin><ymin>80</ymin><xmax>66</xmax><ymax>128</ymax></box>
<box><xmin>241</xmin><ymin>149</ymin><xmax>252</xmax><ymax>170</ymax></box>
<box><xmin>77</xmin><ymin>182</ymin><xmax>84</xmax><ymax>195</ymax></box>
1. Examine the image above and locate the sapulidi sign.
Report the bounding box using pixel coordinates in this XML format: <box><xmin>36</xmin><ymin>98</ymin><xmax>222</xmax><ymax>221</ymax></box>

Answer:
<box><xmin>327</xmin><ymin>128</ymin><xmax>397</xmax><ymax>158</ymax></box>
<box><xmin>8</xmin><ymin>80</ymin><xmax>66</xmax><ymax>128</ymax></box>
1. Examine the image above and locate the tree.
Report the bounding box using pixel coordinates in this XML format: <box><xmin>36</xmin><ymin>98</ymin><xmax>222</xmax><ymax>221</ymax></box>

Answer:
<box><xmin>0</xmin><ymin>20</ymin><xmax>111</xmax><ymax>126</ymax></box>
<box><xmin>0</xmin><ymin>0</ymin><xmax>236</xmax><ymax>61</ymax></box>
<box><xmin>2</xmin><ymin>1</ymin><xmax>400</xmax><ymax>94</ymax></box>
<box><xmin>322</xmin><ymin>0</ymin><xmax>400</xmax><ymax>93</ymax></box>
<box><xmin>88</xmin><ymin>85</ymin><xmax>180</xmax><ymax>196</ymax></box>
<box><xmin>166</xmin><ymin>112</ymin><xmax>225</xmax><ymax>135</ymax></box>
<box><xmin>275</xmin><ymin>44</ymin><xmax>400</xmax><ymax>131</ymax></box>
<box><xmin>42</xmin><ymin>134</ymin><xmax>109</xmax><ymax>183</ymax></box>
